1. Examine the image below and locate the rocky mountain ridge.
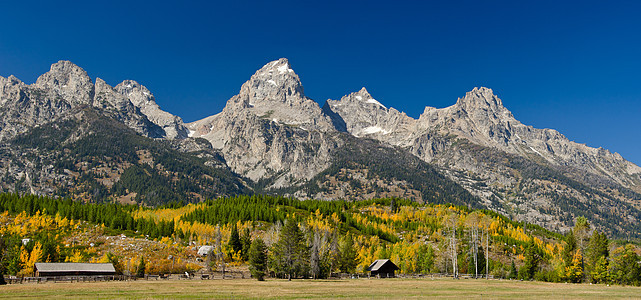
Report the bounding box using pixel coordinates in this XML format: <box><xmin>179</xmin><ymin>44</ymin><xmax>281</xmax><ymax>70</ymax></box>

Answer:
<box><xmin>0</xmin><ymin>60</ymin><xmax>189</xmax><ymax>142</ymax></box>
<box><xmin>2</xmin><ymin>58</ymin><xmax>640</xmax><ymax>237</ymax></box>
<box><xmin>326</xmin><ymin>86</ymin><xmax>641</xmax><ymax>192</ymax></box>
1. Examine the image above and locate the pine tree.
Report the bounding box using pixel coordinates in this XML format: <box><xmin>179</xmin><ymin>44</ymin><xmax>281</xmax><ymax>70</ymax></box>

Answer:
<box><xmin>136</xmin><ymin>256</ymin><xmax>146</xmax><ymax>278</ymax></box>
<box><xmin>338</xmin><ymin>234</ymin><xmax>359</xmax><ymax>273</ymax></box>
<box><xmin>590</xmin><ymin>256</ymin><xmax>609</xmax><ymax>284</ymax></box>
<box><xmin>586</xmin><ymin>230</ymin><xmax>609</xmax><ymax>282</ymax></box>
<box><xmin>508</xmin><ymin>260</ymin><xmax>517</xmax><ymax>279</ymax></box>
<box><xmin>241</xmin><ymin>228</ymin><xmax>252</xmax><ymax>261</ymax></box>
<box><xmin>270</xmin><ymin>219</ymin><xmax>309</xmax><ymax>280</ymax></box>
<box><xmin>520</xmin><ymin>238</ymin><xmax>539</xmax><ymax>280</ymax></box>
<box><xmin>248</xmin><ymin>238</ymin><xmax>268</xmax><ymax>281</ymax></box>
<box><xmin>562</xmin><ymin>231</ymin><xmax>577</xmax><ymax>268</ymax></box>
<box><xmin>229</xmin><ymin>224</ymin><xmax>242</xmax><ymax>256</ymax></box>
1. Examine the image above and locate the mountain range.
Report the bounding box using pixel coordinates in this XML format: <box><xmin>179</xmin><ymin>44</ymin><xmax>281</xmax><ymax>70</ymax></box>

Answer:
<box><xmin>1</xmin><ymin>58</ymin><xmax>640</xmax><ymax>238</ymax></box>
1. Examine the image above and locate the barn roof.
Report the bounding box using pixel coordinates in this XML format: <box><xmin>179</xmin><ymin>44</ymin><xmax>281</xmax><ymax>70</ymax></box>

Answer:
<box><xmin>367</xmin><ymin>259</ymin><xmax>399</xmax><ymax>271</ymax></box>
<box><xmin>34</xmin><ymin>263</ymin><xmax>116</xmax><ymax>273</ymax></box>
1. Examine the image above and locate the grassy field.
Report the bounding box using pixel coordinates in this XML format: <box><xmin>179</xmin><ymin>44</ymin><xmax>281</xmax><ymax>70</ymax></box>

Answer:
<box><xmin>1</xmin><ymin>278</ymin><xmax>639</xmax><ymax>299</ymax></box>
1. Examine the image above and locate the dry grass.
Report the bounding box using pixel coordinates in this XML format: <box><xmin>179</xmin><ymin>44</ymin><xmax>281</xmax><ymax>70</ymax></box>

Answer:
<box><xmin>1</xmin><ymin>278</ymin><xmax>639</xmax><ymax>299</ymax></box>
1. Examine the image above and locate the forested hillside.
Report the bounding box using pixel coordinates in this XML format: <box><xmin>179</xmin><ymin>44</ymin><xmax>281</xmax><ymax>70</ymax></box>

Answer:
<box><xmin>1</xmin><ymin>193</ymin><xmax>639</xmax><ymax>285</ymax></box>
<box><xmin>271</xmin><ymin>136</ymin><xmax>484</xmax><ymax>208</ymax></box>
<box><xmin>2</xmin><ymin>108</ymin><xmax>248</xmax><ymax>205</ymax></box>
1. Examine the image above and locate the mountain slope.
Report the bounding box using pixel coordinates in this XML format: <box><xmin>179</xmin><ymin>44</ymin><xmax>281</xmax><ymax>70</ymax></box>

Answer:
<box><xmin>2</xmin><ymin>107</ymin><xmax>248</xmax><ymax>205</ymax></box>
<box><xmin>324</xmin><ymin>86</ymin><xmax>641</xmax><ymax>236</ymax></box>
<box><xmin>2</xmin><ymin>58</ymin><xmax>640</xmax><ymax>238</ymax></box>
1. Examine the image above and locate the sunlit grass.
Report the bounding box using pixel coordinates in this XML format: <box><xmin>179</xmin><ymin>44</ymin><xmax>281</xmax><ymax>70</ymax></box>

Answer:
<box><xmin>1</xmin><ymin>278</ymin><xmax>639</xmax><ymax>299</ymax></box>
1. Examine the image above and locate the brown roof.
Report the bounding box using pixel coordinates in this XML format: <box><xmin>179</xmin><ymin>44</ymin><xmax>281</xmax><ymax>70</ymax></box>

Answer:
<box><xmin>34</xmin><ymin>263</ymin><xmax>116</xmax><ymax>273</ymax></box>
<box><xmin>367</xmin><ymin>259</ymin><xmax>399</xmax><ymax>272</ymax></box>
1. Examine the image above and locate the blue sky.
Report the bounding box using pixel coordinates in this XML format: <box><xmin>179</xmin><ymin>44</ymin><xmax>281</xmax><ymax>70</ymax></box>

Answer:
<box><xmin>1</xmin><ymin>1</ymin><xmax>640</xmax><ymax>165</ymax></box>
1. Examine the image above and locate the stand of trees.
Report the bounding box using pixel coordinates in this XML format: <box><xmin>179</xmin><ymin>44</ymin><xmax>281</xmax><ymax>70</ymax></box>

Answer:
<box><xmin>1</xmin><ymin>193</ymin><xmax>640</xmax><ymax>285</ymax></box>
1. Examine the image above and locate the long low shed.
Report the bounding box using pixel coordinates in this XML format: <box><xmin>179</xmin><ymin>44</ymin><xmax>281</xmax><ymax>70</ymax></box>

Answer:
<box><xmin>34</xmin><ymin>263</ymin><xmax>116</xmax><ymax>277</ymax></box>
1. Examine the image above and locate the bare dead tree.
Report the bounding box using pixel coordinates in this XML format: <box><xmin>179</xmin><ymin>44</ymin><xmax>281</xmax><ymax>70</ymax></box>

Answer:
<box><xmin>466</xmin><ymin>212</ymin><xmax>480</xmax><ymax>278</ymax></box>
<box><xmin>215</xmin><ymin>225</ymin><xmax>226</xmax><ymax>279</ymax></box>
<box><xmin>445</xmin><ymin>213</ymin><xmax>459</xmax><ymax>279</ymax></box>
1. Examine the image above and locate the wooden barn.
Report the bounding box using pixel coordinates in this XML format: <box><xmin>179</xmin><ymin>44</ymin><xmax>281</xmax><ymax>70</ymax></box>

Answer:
<box><xmin>34</xmin><ymin>263</ymin><xmax>116</xmax><ymax>277</ymax></box>
<box><xmin>367</xmin><ymin>259</ymin><xmax>399</xmax><ymax>278</ymax></box>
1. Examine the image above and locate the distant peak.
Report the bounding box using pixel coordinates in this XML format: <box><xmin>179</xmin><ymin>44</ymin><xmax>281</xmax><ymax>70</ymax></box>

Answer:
<box><xmin>457</xmin><ymin>86</ymin><xmax>504</xmax><ymax>109</ymax></box>
<box><xmin>116</xmin><ymin>80</ymin><xmax>154</xmax><ymax>99</ymax></box>
<box><xmin>259</xmin><ymin>58</ymin><xmax>294</xmax><ymax>74</ymax></box>
<box><xmin>345</xmin><ymin>87</ymin><xmax>386</xmax><ymax>109</ymax></box>
<box><xmin>357</xmin><ymin>87</ymin><xmax>371</xmax><ymax>96</ymax></box>
<box><xmin>49</xmin><ymin>60</ymin><xmax>86</xmax><ymax>74</ymax></box>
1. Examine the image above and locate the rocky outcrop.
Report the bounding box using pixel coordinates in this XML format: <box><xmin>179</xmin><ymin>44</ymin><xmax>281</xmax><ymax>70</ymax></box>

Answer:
<box><xmin>34</xmin><ymin>60</ymin><xmax>95</xmax><ymax>106</ymax></box>
<box><xmin>324</xmin><ymin>87</ymin><xmax>415</xmax><ymax>146</ymax></box>
<box><xmin>0</xmin><ymin>60</ymin><xmax>187</xmax><ymax>141</ymax></box>
<box><xmin>116</xmin><ymin>80</ymin><xmax>189</xmax><ymax>139</ymax></box>
<box><xmin>188</xmin><ymin>58</ymin><xmax>342</xmax><ymax>186</ymax></box>
<box><xmin>2</xmin><ymin>58</ymin><xmax>641</xmax><ymax>236</ymax></box>
<box><xmin>0</xmin><ymin>66</ymin><xmax>74</xmax><ymax>141</ymax></box>
<box><xmin>94</xmin><ymin>78</ymin><xmax>165</xmax><ymax>138</ymax></box>
<box><xmin>325</xmin><ymin>86</ymin><xmax>641</xmax><ymax>190</ymax></box>
<box><xmin>415</xmin><ymin>87</ymin><xmax>641</xmax><ymax>188</ymax></box>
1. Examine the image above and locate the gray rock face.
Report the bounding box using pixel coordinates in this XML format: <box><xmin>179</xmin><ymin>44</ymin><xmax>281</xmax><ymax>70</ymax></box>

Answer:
<box><xmin>188</xmin><ymin>58</ymin><xmax>341</xmax><ymax>186</ymax></box>
<box><xmin>416</xmin><ymin>87</ymin><xmax>641</xmax><ymax>187</ymax></box>
<box><xmin>116</xmin><ymin>80</ymin><xmax>189</xmax><ymax>139</ymax></box>
<box><xmin>325</xmin><ymin>87</ymin><xmax>416</xmax><ymax>146</ymax></box>
<box><xmin>225</xmin><ymin>58</ymin><xmax>334</xmax><ymax>131</ymax></box>
<box><xmin>325</xmin><ymin>85</ymin><xmax>641</xmax><ymax>231</ymax></box>
<box><xmin>3</xmin><ymin>58</ymin><xmax>641</xmax><ymax>235</ymax></box>
<box><xmin>0</xmin><ymin>71</ymin><xmax>73</xmax><ymax>141</ymax></box>
<box><xmin>0</xmin><ymin>60</ymin><xmax>187</xmax><ymax>141</ymax></box>
<box><xmin>326</xmin><ymin>86</ymin><xmax>641</xmax><ymax>189</ymax></box>
<box><xmin>35</xmin><ymin>60</ymin><xmax>95</xmax><ymax>106</ymax></box>
<box><xmin>94</xmin><ymin>78</ymin><xmax>165</xmax><ymax>138</ymax></box>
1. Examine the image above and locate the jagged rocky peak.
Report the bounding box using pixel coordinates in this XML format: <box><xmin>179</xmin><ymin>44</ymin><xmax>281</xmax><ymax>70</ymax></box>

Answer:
<box><xmin>1</xmin><ymin>74</ymin><xmax>24</xmax><ymax>86</ymax></box>
<box><xmin>212</xmin><ymin>58</ymin><xmax>334</xmax><ymax>131</ymax></box>
<box><xmin>115</xmin><ymin>80</ymin><xmax>189</xmax><ymax>139</ymax></box>
<box><xmin>115</xmin><ymin>80</ymin><xmax>154</xmax><ymax>107</ymax></box>
<box><xmin>234</xmin><ymin>58</ymin><xmax>306</xmax><ymax>108</ymax></box>
<box><xmin>338</xmin><ymin>87</ymin><xmax>388</xmax><ymax>110</ymax></box>
<box><xmin>324</xmin><ymin>87</ymin><xmax>416</xmax><ymax>142</ymax></box>
<box><xmin>34</xmin><ymin>60</ymin><xmax>95</xmax><ymax>105</ymax></box>
<box><xmin>455</xmin><ymin>87</ymin><xmax>507</xmax><ymax>112</ymax></box>
<box><xmin>94</xmin><ymin>77</ymin><xmax>130</xmax><ymax>109</ymax></box>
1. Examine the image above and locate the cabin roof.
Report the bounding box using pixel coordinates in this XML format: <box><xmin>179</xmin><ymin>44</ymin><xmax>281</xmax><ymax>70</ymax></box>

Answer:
<box><xmin>34</xmin><ymin>262</ymin><xmax>116</xmax><ymax>273</ymax></box>
<box><xmin>367</xmin><ymin>259</ymin><xmax>399</xmax><ymax>272</ymax></box>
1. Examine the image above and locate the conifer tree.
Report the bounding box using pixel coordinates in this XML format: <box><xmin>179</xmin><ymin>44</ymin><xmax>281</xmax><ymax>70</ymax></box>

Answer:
<box><xmin>136</xmin><ymin>256</ymin><xmax>146</xmax><ymax>278</ymax></box>
<box><xmin>520</xmin><ymin>238</ymin><xmax>539</xmax><ymax>280</ymax></box>
<box><xmin>229</xmin><ymin>224</ymin><xmax>242</xmax><ymax>255</ymax></box>
<box><xmin>270</xmin><ymin>219</ymin><xmax>309</xmax><ymax>280</ymax></box>
<box><xmin>248</xmin><ymin>238</ymin><xmax>268</xmax><ymax>281</ymax></box>
<box><xmin>508</xmin><ymin>260</ymin><xmax>517</xmax><ymax>279</ymax></box>
<box><xmin>241</xmin><ymin>228</ymin><xmax>252</xmax><ymax>261</ymax></box>
<box><xmin>338</xmin><ymin>234</ymin><xmax>358</xmax><ymax>273</ymax></box>
<box><xmin>586</xmin><ymin>230</ymin><xmax>609</xmax><ymax>282</ymax></box>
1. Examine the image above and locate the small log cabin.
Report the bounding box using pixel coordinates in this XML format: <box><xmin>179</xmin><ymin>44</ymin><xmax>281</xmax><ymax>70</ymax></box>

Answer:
<box><xmin>34</xmin><ymin>263</ymin><xmax>116</xmax><ymax>277</ymax></box>
<box><xmin>367</xmin><ymin>259</ymin><xmax>399</xmax><ymax>278</ymax></box>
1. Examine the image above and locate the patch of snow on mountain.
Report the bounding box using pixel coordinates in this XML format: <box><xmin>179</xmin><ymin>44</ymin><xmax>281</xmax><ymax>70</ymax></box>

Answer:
<box><xmin>367</xmin><ymin>98</ymin><xmax>387</xmax><ymax>109</ymax></box>
<box><xmin>277</xmin><ymin>65</ymin><xmax>293</xmax><ymax>74</ymax></box>
<box><xmin>362</xmin><ymin>126</ymin><xmax>389</xmax><ymax>135</ymax></box>
<box><xmin>530</xmin><ymin>146</ymin><xmax>542</xmax><ymax>156</ymax></box>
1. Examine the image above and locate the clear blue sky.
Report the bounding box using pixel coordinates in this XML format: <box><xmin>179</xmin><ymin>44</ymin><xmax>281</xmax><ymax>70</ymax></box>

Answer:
<box><xmin>1</xmin><ymin>1</ymin><xmax>640</xmax><ymax>165</ymax></box>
